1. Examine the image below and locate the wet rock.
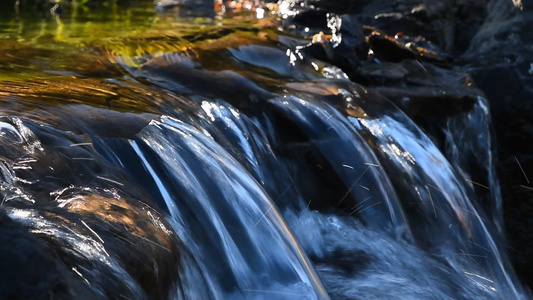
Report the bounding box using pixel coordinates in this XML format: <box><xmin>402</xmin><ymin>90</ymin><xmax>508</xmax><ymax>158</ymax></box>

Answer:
<box><xmin>356</xmin><ymin>0</ymin><xmax>432</xmax><ymax>37</ymax></box>
<box><xmin>291</xmin><ymin>8</ymin><xmax>329</xmax><ymax>30</ymax></box>
<box><xmin>277</xmin><ymin>1</ymin><xmax>369</xmax><ymax>77</ymax></box>
<box><xmin>332</xmin><ymin>14</ymin><xmax>369</xmax><ymax>72</ymax></box>
<box><xmin>461</xmin><ymin>0</ymin><xmax>533</xmax><ymax>64</ymax></box>
<box><xmin>306</xmin><ymin>0</ymin><xmax>371</xmax><ymax>15</ymax></box>
<box><xmin>0</xmin><ymin>113</ymin><xmax>190</xmax><ymax>299</ymax></box>
<box><xmin>2</xmin><ymin>189</ymin><xmax>186</xmax><ymax>299</ymax></box>
<box><xmin>58</xmin><ymin>192</ymin><xmax>183</xmax><ymax>300</ymax></box>
<box><xmin>457</xmin><ymin>0</ymin><xmax>533</xmax><ymax>289</ymax></box>
<box><xmin>373</xmin><ymin>86</ymin><xmax>477</xmax><ymax>117</ymax></box>
<box><xmin>367</xmin><ymin>31</ymin><xmax>417</xmax><ymax>62</ymax></box>
<box><xmin>356</xmin><ymin>59</ymin><xmax>479</xmax><ymax>117</ymax></box>
<box><xmin>0</xmin><ymin>210</ymin><xmax>97</xmax><ymax>300</ymax></box>
<box><xmin>452</xmin><ymin>0</ymin><xmax>488</xmax><ymax>54</ymax></box>
<box><xmin>365</xmin><ymin>29</ymin><xmax>451</xmax><ymax>65</ymax></box>
<box><xmin>467</xmin><ymin>62</ymin><xmax>533</xmax><ymax>288</ymax></box>
<box><xmin>292</xmin><ymin>13</ymin><xmax>368</xmax><ymax>78</ymax></box>
<box><xmin>319</xmin><ymin>0</ymin><xmax>488</xmax><ymax>55</ymax></box>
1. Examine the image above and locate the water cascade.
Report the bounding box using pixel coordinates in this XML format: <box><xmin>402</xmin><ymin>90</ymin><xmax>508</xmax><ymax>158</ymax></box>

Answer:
<box><xmin>0</xmin><ymin>1</ymin><xmax>529</xmax><ymax>299</ymax></box>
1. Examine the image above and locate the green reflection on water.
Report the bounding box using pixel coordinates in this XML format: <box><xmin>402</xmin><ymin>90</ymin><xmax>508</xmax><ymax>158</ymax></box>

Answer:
<box><xmin>0</xmin><ymin>0</ymin><xmax>288</xmax><ymax>114</ymax></box>
<box><xmin>0</xmin><ymin>1</ymin><xmax>278</xmax><ymax>77</ymax></box>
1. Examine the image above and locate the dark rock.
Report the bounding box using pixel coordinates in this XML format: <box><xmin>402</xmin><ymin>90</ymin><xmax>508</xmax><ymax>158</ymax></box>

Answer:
<box><xmin>355</xmin><ymin>59</ymin><xmax>479</xmax><ymax>117</ymax></box>
<box><xmin>308</xmin><ymin>0</ymin><xmax>372</xmax><ymax>15</ymax></box>
<box><xmin>364</xmin><ymin>28</ymin><xmax>451</xmax><ymax>66</ymax></box>
<box><xmin>461</xmin><ymin>0</ymin><xmax>533</xmax><ymax>64</ymax></box>
<box><xmin>367</xmin><ymin>31</ymin><xmax>417</xmax><ymax>62</ymax></box>
<box><xmin>469</xmin><ymin>63</ymin><xmax>533</xmax><ymax>289</ymax></box>
<box><xmin>56</xmin><ymin>193</ymin><xmax>183</xmax><ymax>300</ymax></box>
<box><xmin>296</xmin><ymin>13</ymin><xmax>368</xmax><ymax>78</ymax></box>
<box><xmin>1</xmin><ymin>190</ymin><xmax>186</xmax><ymax>300</ymax></box>
<box><xmin>0</xmin><ymin>210</ymin><xmax>97</xmax><ymax>300</ymax></box>
<box><xmin>336</xmin><ymin>0</ymin><xmax>487</xmax><ymax>55</ymax></box>
<box><xmin>457</xmin><ymin>0</ymin><xmax>533</xmax><ymax>290</ymax></box>
<box><xmin>333</xmin><ymin>14</ymin><xmax>369</xmax><ymax>66</ymax></box>
<box><xmin>277</xmin><ymin>0</ymin><xmax>371</xmax><ymax>15</ymax></box>
<box><xmin>292</xmin><ymin>8</ymin><xmax>329</xmax><ymax>30</ymax></box>
<box><xmin>453</xmin><ymin>0</ymin><xmax>488</xmax><ymax>54</ymax></box>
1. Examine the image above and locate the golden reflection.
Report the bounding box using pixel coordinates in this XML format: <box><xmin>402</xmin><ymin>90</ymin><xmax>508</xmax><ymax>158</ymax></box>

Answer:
<box><xmin>286</xmin><ymin>82</ymin><xmax>369</xmax><ymax>118</ymax></box>
<box><xmin>63</xmin><ymin>193</ymin><xmax>175</xmax><ymax>249</ymax></box>
<box><xmin>1</xmin><ymin>72</ymin><xmax>154</xmax><ymax>100</ymax></box>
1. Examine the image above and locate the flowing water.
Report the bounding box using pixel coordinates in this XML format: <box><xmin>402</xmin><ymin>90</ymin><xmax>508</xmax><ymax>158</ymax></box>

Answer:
<box><xmin>0</xmin><ymin>1</ymin><xmax>530</xmax><ymax>299</ymax></box>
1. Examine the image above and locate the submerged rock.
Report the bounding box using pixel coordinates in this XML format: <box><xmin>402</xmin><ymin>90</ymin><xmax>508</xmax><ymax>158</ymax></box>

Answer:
<box><xmin>1</xmin><ymin>0</ymin><xmax>532</xmax><ymax>297</ymax></box>
<box><xmin>0</xmin><ymin>112</ymin><xmax>193</xmax><ymax>299</ymax></box>
<box><xmin>0</xmin><ymin>210</ymin><xmax>97</xmax><ymax>300</ymax></box>
<box><xmin>2</xmin><ymin>191</ymin><xmax>185</xmax><ymax>300</ymax></box>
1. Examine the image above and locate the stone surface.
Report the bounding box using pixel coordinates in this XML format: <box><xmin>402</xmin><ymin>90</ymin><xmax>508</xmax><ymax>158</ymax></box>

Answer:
<box><xmin>300</xmin><ymin>0</ymin><xmax>488</xmax><ymax>55</ymax></box>
<box><xmin>4</xmin><ymin>0</ymin><xmax>533</xmax><ymax>294</ymax></box>
<box><xmin>279</xmin><ymin>0</ymin><xmax>533</xmax><ymax>290</ymax></box>
<box><xmin>0</xmin><ymin>211</ymin><xmax>97</xmax><ymax>300</ymax></box>
<box><xmin>357</xmin><ymin>59</ymin><xmax>479</xmax><ymax>117</ymax></box>
<box><xmin>458</xmin><ymin>0</ymin><xmax>533</xmax><ymax>289</ymax></box>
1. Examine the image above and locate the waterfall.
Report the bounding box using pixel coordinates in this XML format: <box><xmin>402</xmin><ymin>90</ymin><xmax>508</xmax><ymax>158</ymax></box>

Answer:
<box><xmin>0</xmin><ymin>91</ymin><xmax>527</xmax><ymax>298</ymax></box>
<box><xmin>0</xmin><ymin>3</ymin><xmax>530</xmax><ymax>299</ymax></box>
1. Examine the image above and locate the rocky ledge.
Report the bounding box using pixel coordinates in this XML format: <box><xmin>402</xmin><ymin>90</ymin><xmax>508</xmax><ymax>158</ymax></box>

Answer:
<box><xmin>267</xmin><ymin>0</ymin><xmax>533</xmax><ymax>291</ymax></box>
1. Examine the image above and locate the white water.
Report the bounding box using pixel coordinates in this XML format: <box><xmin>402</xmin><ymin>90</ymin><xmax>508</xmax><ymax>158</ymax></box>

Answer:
<box><xmin>1</xmin><ymin>87</ymin><xmax>528</xmax><ymax>298</ymax></box>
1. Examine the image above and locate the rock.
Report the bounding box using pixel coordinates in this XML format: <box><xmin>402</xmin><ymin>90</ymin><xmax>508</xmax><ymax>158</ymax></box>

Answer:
<box><xmin>0</xmin><ymin>114</ymin><xmax>187</xmax><ymax>298</ymax></box>
<box><xmin>1</xmin><ymin>189</ymin><xmax>186</xmax><ymax>300</ymax></box>
<box><xmin>291</xmin><ymin>8</ymin><xmax>329</xmax><ymax>30</ymax></box>
<box><xmin>58</xmin><ymin>192</ymin><xmax>183</xmax><ymax>300</ymax></box>
<box><xmin>332</xmin><ymin>0</ymin><xmax>487</xmax><ymax>55</ymax></box>
<box><xmin>365</xmin><ymin>28</ymin><xmax>451</xmax><ymax>64</ymax></box>
<box><xmin>467</xmin><ymin>62</ymin><xmax>533</xmax><ymax>288</ymax></box>
<box><xmin>333</xmin><ymin>14</ymin><xmax>369</xmax><ymax>70</ymax></box>
<box><xmin>457</xmin><ymin>0</ymin><xmax>533</xmax><ymax>289</ymax></box>
<box><xmin>0</xmin><ymin>210</ymin><xmax>97</xmax><ymax>300</ymax></box>
<box><xmin>307</xmin><ymin>0</ymin><xmax>372</xmax><ymax>15</ymax></box>
<box><xmin>297</xmin><ymin>13</ymin><xmax>368</xmax><ymax>78</ymax></box>
<box><xmin>367</xmin><ymin>30</ymin><xmax>417</xmax><ymax>62</ymax></box>
<box><xmin>355</xmin><ymin>59</ymin><xmax>479</xmax><ymax>117</ymax></box>
<box><xmin>461</xmin><ymin>0</ymin><xmax>533</xmax><ymax>64</ymax></box>
<box><xmin>280</xmin><ymin>3</ymin><xmax>369</xmax><ymax>78</ymax></box>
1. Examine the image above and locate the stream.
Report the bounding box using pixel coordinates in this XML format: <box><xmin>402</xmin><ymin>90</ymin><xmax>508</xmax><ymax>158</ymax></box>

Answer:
<box><xmin>0</xmin><ymin>1</ymin><xmax>530</xmax><ymax>299</ymax></box>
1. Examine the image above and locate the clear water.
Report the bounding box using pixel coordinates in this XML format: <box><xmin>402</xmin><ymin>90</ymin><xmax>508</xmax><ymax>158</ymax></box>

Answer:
<box><xmin>0</xmin><ymin>1</ymin><xmax>529</xmax><ymax>299</ymax></box>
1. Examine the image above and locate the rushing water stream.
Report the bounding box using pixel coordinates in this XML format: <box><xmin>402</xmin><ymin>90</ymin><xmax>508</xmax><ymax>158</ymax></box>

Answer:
<box><xmin>0</xmin><ymin>1</ymin><xmax>530</xmax><ymax>299</ymax></box>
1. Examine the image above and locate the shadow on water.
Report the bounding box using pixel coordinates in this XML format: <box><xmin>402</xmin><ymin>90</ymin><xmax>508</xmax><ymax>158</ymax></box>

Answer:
<box><xmin>0</xmin><ymin>1</ymin><xmax>530</xmax><ymax>299</ymax></box>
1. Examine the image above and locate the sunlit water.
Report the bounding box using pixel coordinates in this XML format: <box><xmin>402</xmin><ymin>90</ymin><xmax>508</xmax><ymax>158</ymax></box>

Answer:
<box><xmin>0</xmin><ymin>1</ymin><xmax>530</xmax><ymax>299</ymax></box>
